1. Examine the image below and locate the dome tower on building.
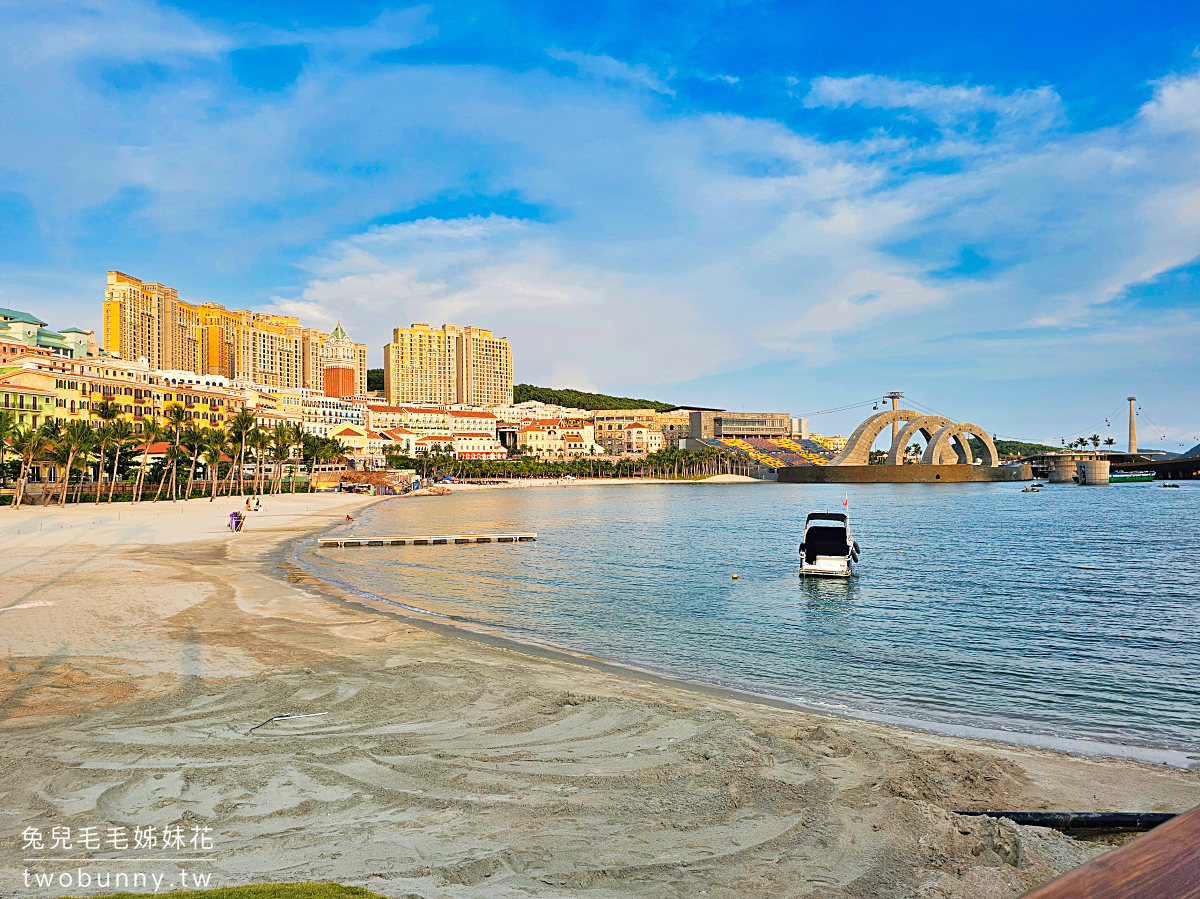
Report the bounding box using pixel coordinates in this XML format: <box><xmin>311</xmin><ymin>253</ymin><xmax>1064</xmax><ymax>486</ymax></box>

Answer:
<box><xmin>321</xmin><ymin>320</ymin><xmax>357</xmax><ymax>399</ymax></box>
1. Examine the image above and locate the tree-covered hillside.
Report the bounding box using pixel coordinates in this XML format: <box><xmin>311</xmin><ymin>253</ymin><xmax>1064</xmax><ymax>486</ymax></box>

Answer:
<box><xmin>514</xmin><ymin>384</ymin><xmax>675</xmax><ymax>412</ymax></box>
<box><xmin>968</xmin><ymin>437</ymin><xmax>1060</xmax><ymax>459</ymax></box>
<box><xmin>360</xmin><ymin>376</ymin><xmax>674</xmax><ymax>411</ymax></box>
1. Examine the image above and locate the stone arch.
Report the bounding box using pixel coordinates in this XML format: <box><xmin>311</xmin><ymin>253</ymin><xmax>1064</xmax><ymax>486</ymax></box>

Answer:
<box><xmin>922</xmin><ymin>423</ymin><xmax>1000</xmax><ymax>467</ymax></box>
<box><xmin>829</xmin><ymin>409</ymin><xmax>922</xmax><ymax>465</ymax></box>
<box><xmin>885</xmin><ymin>415</ymin><xmax>964</xmax><ymax>465</ymax></box>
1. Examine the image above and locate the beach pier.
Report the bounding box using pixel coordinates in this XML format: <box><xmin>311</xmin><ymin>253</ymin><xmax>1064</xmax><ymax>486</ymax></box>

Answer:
<box><xmin>318</xmin><ymin>532</ymin><xmax>536</xmax><ymax>547</ymax></box>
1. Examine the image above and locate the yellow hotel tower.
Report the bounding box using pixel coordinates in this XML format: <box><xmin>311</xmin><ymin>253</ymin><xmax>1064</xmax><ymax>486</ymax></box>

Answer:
<box><xmin>383</xmin><ymin>323</ymin><xmax>513</xmax><ymax>406</ymax></box>
<box><xmin>103</xmin><ymin>271</ymin><xmax>366</xmax><ymax>392</ymax></box>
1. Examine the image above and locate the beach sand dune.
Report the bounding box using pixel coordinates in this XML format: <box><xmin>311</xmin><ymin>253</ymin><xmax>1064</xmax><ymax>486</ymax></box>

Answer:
<box><xmin>2</xmin><ymin>495</ymin><xmax>1197</xmax><ymax>898</ymax></box>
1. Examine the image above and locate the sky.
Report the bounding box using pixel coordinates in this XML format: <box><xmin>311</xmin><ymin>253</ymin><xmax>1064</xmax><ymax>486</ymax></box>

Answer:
<box><xmin>2</xmin><ymin>0</ymin><xmax>1200</xmax><ymax>448</ymax></box>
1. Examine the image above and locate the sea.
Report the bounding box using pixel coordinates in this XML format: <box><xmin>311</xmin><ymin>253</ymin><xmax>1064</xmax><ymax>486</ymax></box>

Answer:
<box><xmin>293</xmin><ymin>480</ymin><xmax>1200</xmax><ymax>765</ymax></box>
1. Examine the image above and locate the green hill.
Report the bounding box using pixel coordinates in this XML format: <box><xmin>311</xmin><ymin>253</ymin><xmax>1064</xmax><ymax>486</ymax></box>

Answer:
<box><xmin>361</xmin><ymin>376</ymin><xmax>674</xmax><ymax>412</ymax></box>
<box><xmin>513</xmin><ymin>384</ymin><xmax>675</xmax><ymax>412</ymax></box>
<box><xmin>969</xmin><ymin>437</ymin><xmax>1059</xmax><ymax>459</ymax></box>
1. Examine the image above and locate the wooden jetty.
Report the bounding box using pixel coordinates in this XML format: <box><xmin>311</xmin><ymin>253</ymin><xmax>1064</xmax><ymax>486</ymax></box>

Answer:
<box><xmin>318</xmin><ymin>532</ymin><xmax>536</xmax><ymax>548</ymax></box>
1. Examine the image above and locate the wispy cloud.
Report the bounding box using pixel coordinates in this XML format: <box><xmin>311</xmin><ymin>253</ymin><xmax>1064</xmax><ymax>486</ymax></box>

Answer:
<box><xmin>547</xmin><ymin>48</ymin><xmax>676</xmax><ymax>97</ymax></box>
<box><xmin>803</xmin><ymin>74</ymin><xmax>1065</xmax><ymax>131</ymax></box>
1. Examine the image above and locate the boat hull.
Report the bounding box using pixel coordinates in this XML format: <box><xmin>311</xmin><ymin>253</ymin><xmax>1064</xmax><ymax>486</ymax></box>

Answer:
<box><xmin>800</xmin><ymin>557</ymin><xmax>854</xmax><ymax>578</ymax></box>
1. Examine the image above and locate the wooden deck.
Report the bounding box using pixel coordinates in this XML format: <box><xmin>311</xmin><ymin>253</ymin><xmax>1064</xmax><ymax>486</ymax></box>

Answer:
<box><xmin>1020</xmin><ymin>803</ymin><xmax>1200</xmax><ymax>898</ymax></box>
<box><xmin>318</xmin><ymin>533</ymin><xmax>536</xmax><ymax>547</ymax></box>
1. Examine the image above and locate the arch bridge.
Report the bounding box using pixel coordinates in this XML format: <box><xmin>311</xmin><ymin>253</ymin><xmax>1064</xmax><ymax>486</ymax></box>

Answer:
<box><xmin>829</xmin><ymin>409</ymin><xmax>999</xmax><ymax>467</ymax></box>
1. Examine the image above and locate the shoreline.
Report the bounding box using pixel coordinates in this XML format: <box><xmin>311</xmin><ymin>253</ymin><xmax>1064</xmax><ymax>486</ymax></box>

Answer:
<box><xmin>288</xmin><ymin>502</ymin><xmax>1198</xmax><ymax>771</ymax></box>
<box><xmin>4</xmin><ymin>492</ymin><xmax>1199</xmax><ymax>898</ymax></box>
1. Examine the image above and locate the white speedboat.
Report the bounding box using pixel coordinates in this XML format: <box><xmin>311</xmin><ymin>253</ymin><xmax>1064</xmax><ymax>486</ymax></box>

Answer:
<box><xmin>799</xmin><ymin>511</ymin><xmax>859</xmax><ymax>578</ymax></box>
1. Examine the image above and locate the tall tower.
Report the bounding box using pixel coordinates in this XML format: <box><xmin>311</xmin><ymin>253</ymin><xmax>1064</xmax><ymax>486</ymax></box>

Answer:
<box><xmin>1127</xmin><ymin>396</ymin><xmax>1137</xmax><ymax>454</ymax></box>
<box><xmin>884</xmin><ymin>391</ymin><xmax>904</xmax><ymax>442</ymax></box>
<box><xmin>321</xmin><ymin>321</ymin><xmax>357</xmax><ymax>399</ymax></box>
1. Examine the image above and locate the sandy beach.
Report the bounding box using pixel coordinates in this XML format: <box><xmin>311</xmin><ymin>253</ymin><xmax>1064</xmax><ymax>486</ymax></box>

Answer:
<box><xmin>2</xmin><ymin>492</ymin><xmax>1198</xmax><ymax>899</ymax></box>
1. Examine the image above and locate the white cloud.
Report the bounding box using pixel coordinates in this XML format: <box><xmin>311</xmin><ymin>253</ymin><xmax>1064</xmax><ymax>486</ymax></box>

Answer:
<box><xmin>284</xmin><ymin>216</ymin><xmax>726</xmax><ymax>384</ymax></box>
<box><xmin>547</xmin><ymin>48</ymin><xmax>676</xmax><ymax>97</ymax></box>
<box><xmin>802</xmin><ymin>74</ymin><xmax>1065</xmax><ymax>132</ymax></box>
<box><xmin>770</xmin><ymin>271</ymin><xmax>947</xmax><ymax>343</ymax></box>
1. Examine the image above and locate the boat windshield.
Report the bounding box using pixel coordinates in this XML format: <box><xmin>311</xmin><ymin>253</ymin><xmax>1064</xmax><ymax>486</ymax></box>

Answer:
<box><xmin>802</xmin><ymin>524</ymin><xmax>849</xmax><ymax>562</ymax></box>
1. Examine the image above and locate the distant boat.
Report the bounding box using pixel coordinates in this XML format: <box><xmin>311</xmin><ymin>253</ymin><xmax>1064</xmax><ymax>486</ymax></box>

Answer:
<box><xmin>1110</xmin><ymin>472</ymin><xmax>1154</xmax><ymax>483</ymax></box>
<box><xmin>799</xmin><ymin>511</ymin><xmax>859</xmax><ymax>578</ymax></box>
<box><xmin>1022</xmin><ymin>486</ymin><xmax>1040</xmax><ymax>493</ymax></box>
<box><xmin>1163</xmin><ymin>482</ymin><xmax>1181</xmax><ymax>488</ymax></box>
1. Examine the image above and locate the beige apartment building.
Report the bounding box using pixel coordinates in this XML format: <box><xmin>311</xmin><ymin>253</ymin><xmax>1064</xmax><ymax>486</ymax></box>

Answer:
<box><xmin>516</xmin><ymin>418</ymin><xmax>602</xmax><ymax>460</ymax></box>
<box><xmin>656</xmin><ymin>411</ymin><xmax>691</xmax><ymax>447</ymax></box>
<box><xmin>593</xmin><ymin>409</ymin><xmax>661</xmax><ymax>453</ymax></box>
<box><xmin>383</xmin><ymin>323</ymin><xmax>512</xmax><ymax>407</ymax></box>
<box><xmin>623</xmin><ymin>422</ymin><xmax>663</xmax><ymax>454</ymax></box>
<box><xmin>103</xmin><ymin>271</ymin><xmax>365</xmax><ymax>391</ymax></box>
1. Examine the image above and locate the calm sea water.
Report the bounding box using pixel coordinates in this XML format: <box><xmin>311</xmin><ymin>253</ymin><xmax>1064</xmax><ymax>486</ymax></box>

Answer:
<box><xmin>295</xmin><ymin>481</ymin><xmax>1200</xmax><ymax>760</ymax></box>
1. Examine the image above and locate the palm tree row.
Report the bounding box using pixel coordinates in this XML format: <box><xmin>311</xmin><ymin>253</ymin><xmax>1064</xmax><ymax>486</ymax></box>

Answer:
<box><xmin>1065</xmin><ymin>435</ymin><xmax>1119</xmax><ymax>451</ymax></box>
<box><xmin>384</xmin><ymin>444</ymin><xmax>755</xmax><ymax>482</ymax></box>
<box><xmin>2</xmin><ymin>404</ymin><xmax>346</xmax><ymax>509</ymax></box>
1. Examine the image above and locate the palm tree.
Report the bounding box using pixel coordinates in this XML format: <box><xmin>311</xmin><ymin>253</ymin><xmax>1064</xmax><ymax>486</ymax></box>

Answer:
<box><xmin>317</xmin><ymin>438</ymin><xmax>341</xmax><ymax>479</ymax></box>
<box><xmin>37</xmin><ymin>419</ymin><xmax>63</xmax><ymax>505</ymax></box>
<box><xmin>223</xmin><ymin>409</ymin><xmax>256</xmax><ymax>497</ymax></box>
<box><xmin>106</xmin><ymin>418</ymin><xmax>135</xmax><ymax>502</ymax></box>
<box><xmin>288</xmin><ymin>422</ymin><xmax>306</xmax><ymax>493</ymax></box>
<box><xmin>158</xmin><ymin>444</ymin><xmax>188</xmax><ymax>502</ymax></box>
<box><xmin>180</xmin><ymin>424</ymin><xmax>206</xmax><ymax>500</ymax></box>
<box><xmin>302</xmin><ymin>433</ymin><xmax>321</xmax><ymax>491</ymax></box>
<box><xmin>161</xmin><ymin>404</ymin><xmax>188</xmax><ymax>502</ymax></box>
<box><xmin>92</xmin><ymin>421</ymin><xmax>114</xmax><ymax>504</ymax></box>
<box><xmin>133</xmin><ymin>418</ymin><xmax>164</xmax><ymax>503</ymax></box>
<box><xmin>1090</xmin><ymin>434</ymin><xmax>1101</xmax><ymax>450</ymax></box>
<box><xmin>58</xmin><ymin>420</ymin><xmax>95</xmax><ymax>507</ymax></box>
<box><xmin>0</xmin><ymin>409</ymin><xmax>17</xmax><ymax>488</ymax></box>
<box><xmin>202</xmin><ymin>428</ymin><xmax>229</xmax><ymax>502</ymax></box>
<box><xmin>10</xmin><ymin>425</ymin><xmax>49</xmax><ymax>509</ymax></box>
<box><xmin>90</xmin><ymin>398</ymin><xmax>122</xmax><ymax>503</ymax></box>
<box><xmin>1104</xmin><ymin>436</ymin><xmax>1116</xmax><ymax>451</ymax></box>
<box><xmin>247</xmin><ymin>427</ymin><xmax>270</xmax><ymax>495</ymax></box>
<box><xmin>269</xmin><ymin>423</ymin><xmax>293</xmax><ymax>494</ymax></box>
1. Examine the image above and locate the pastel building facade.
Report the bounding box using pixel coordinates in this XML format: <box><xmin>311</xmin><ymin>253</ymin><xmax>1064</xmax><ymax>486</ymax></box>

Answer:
<box><xmin>102</xmin><ymin>271</ymin><xmax>367</xmax><ymax>393</ymax></box>
<box><xmin>517</xmin><ymin>418</ymin><xmax>604</xmax><ymax>460</ymax></box>
<box><xmin>383</xmin><ymin>323</ymin><xmax>513</xmax><ymax>407</ymax></box>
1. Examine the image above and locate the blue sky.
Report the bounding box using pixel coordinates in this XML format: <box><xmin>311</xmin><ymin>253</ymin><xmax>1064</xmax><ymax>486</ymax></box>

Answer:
<box><xmin>3</xmin><ymin>1</ymin><xmax>1200</xmax><ymax>447</ymax></box>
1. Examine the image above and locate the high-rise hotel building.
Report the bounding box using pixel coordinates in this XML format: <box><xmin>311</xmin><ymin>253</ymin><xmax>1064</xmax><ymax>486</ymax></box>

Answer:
<box><xmin>102</xmin><ymin>271</ymin><xmax>366</xmax><ymax>391</ymax></box>
<box><xmin>383</xmin><ymin>323</ymin><xmax>513</xmax><ymax>406</ymax></box>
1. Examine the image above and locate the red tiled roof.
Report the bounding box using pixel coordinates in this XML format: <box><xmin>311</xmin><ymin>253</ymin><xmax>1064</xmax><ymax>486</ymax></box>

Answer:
<box><xmin>449</xmin><ymin>410</ymin><xmax>498</xmax><ymax>419</ymax></box>
<box><xmin>624</xmin><ymin>422</ymin><xmax>648</xmax><ymax>429</ymax></box>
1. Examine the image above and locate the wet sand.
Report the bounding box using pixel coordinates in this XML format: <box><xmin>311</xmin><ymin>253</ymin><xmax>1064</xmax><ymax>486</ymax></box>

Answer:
<box><xmin>1</xmin><ymin>494</ymin><xmax>1197</xmax><ymax>898</ymax></box>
